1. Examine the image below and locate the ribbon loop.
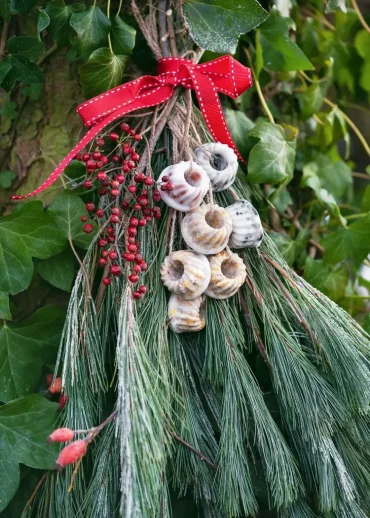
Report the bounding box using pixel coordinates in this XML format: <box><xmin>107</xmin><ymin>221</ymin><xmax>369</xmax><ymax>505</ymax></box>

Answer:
<box><xmin>13</xmin><ymin>56</ymin><xmax>252</xmax><ymax>200</ymax></box>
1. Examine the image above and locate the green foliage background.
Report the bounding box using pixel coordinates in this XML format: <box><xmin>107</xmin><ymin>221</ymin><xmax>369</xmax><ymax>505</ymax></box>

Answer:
<box><xmin>0</xmin><ymin>0</ymin><xmax>369</xmax><ymax>515</ymax></box>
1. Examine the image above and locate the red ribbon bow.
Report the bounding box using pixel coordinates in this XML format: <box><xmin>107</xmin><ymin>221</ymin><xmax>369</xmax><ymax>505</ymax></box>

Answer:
<box><xmin>13</xmin><ymin>56</ymin><xmax>252</xmax><ymax>200</ymax></box>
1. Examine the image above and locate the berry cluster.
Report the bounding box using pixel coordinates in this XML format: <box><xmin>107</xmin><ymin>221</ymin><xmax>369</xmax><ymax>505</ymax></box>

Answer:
<box><xmin>159</xmin><ymin>175</ymin><xmax>174</xmax><ymax>192</ymax></box>
<box><xmin>74</xmin><ymin>122</ymin><xmax>163</xmax><ymax>299</ymax></box>
<box><xmin>46</xmin><ymin>373</ymin><xmax>68</xmax><ymax>411</ymax></box>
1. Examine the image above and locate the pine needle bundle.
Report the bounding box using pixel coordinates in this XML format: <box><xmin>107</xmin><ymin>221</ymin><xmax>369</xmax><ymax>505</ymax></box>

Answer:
<box><xmin>25</xmin><ymin>2</ymin><xmax>370</xmax><ymax>517</ymax></box>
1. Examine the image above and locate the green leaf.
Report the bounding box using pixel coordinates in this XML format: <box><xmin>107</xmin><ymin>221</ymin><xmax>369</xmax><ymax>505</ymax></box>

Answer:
<box><xmin>8</xmin><ymin>54</ymin><xmax>43</xmax><ymax>84</ymax></box>
<box><xmin>245</xmin><ymin>120</ymin><xmax>297</xmax><ymax>185</ymax></box>
<box><xmin>224</xmin><ymin>108</ymin><xmax>254</xmax><ymax>158</ymax></box>
<box><xmin>302</xmin><ymin>155</ymin><xmax>352</xmax><ymax>200</ymax></box>
<box><xmin>22</xmin><ymin>82</ymin><xmax>42</xmax><ymax>100</ymax></box>
<box><xmin>37</xmin><ymin>10</ymin><xmax>50</xmax><ymax>41</ymax></box>
<box><xmin>182</xmin><ymin>0</ymin><xmax>268</xmax><ymax>54</ymax></box>
<box><xmin>0</xmin><ymin>394</ymin><xmax>58</xmax><ymax>512</ymax></box>
<box><xmin>0</xmin><ymin>307</ymin><xmax>64</xmax><ymax>402</ymax></box>
<box><xmin>323</xmin><ymin>213</ymin><xmax>370</xmax><ymax>265</ymax></box>
<box><xmin>298</xmin><ymin>81</ymin><xmax>329</xmax><ymax>120</ymax></box>
<box><xmin>364</xmin><ymin>314</ymin><xmax>370</xmax><ymax>334</ymax></box>
<box><xmin>70</xmin><ymin>6</ymin><xmax>111</xmax><ymax>61</ymax></box>
<box><xmin>269</xmin><ymin>230</ymin><xmax>310</xmax><ymax>266</ymax></box>
<box><xmin>36</xmin><ymin>249</ymin><xmax>75</xmax><ymax>292</ymax></box>
<box><xmin>110</xmin><ymin>16</ymin><xmax>136</xmax><ymax>55</ymax></box>
<box><xmin>354</xmin><ymin>30</ymin><xmax>370</xmax><ymax>60</ymax></box>
<box><xmin>10</xmin><ymin>0</ymin><xmax>38</xmax><ymax>14</ymax></box>
<box><xmin>0</xmin><ymin>101</ymin><xmax>18</xmax><ymax>119</ymax></box>
<box><xmin>0</xmin><ymin>60</ymin><xmax>12</xmax><ymax>84</ymax></box>
<box><xmin>42</xmin><ymin>0</ymin><xmax>75</xmax><ymax>47</ymax></box>
<box><xmin>6</xmin><ymin>36</ymin><xmax>44</xmax><ymax>61</ymax></box>
<box><xmin>304</xmin><ymin>257</ymin><xmax>349</xmax><ymax>302</ymax></box>
<box><xmin>0</xmin><ymin>0</ymin><xmax>11</xmax><ymax>21</ymax></box>
<box><xmin>79</xmin><ymin>47</ymin><xmax>127</xmax><ymax>98</ymax></box>
<box><xmin>48</xmin><ymin>190</ymin><xmax>95</xmax><ymax>249</ymax></box>
<box><xmin>325</xmin><ymin>0</ymin><xmax>347</xmax><ymax>13</ymax></box>
<box><xmin>0</xmin><ymin>201</ymin><xmax>66</xmax><ymax>295</ymax></box>
<box><xmin>255</xmin><ymin>30</ymin><xmax>263</xmax><ymax>78</ymax></box>
<box><xmin>258</xmin><ymin>9</ymin><xmax>314</xmax><ymax>72</ymax></box>
<box><xmin>360</xmin><ymin>185</ymin><xmax>370</xmax><ymax>213</ymax></box>
<box><xmin>0</xmin><ymin>291</ymin><xmax>11</xmax><ymax>320</ymax></box>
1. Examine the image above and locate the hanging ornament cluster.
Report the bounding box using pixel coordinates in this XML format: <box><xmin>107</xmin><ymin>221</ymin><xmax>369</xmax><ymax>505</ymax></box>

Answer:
<box><xmin>159</xmin><ymin>144</ymin><xmax>264</xmax><ymax>333</ymax></box>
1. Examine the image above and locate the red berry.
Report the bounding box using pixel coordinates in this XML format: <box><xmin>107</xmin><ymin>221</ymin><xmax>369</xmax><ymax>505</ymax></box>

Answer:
<box><xmin>111</xmin><ymin>265</ymin><xmax>121</xmax><ymax>276</ymax></box>
<box><xmin>129</xmin><ymin>274</ymin><xmax>139</xmax><ymax>283</ymax></box>
<box><xmin>98</xmin><ymin>188</ymin><xmax>107</xmax><ymax>195</ymax></box>
<box><xmin>153</xmin><ymin>194</ymin><xmax>161</xmax><ymax>202</ymax></box>
<box><xmin>140</xmin><ymin>261</ymin><xmax>148</xmax><ymax>271</ymax></box>
<box><xmin>110</xmin><ymin>215</ymin><xmax>120</xmax><ymax>224</ymax></box>
<box><xmin>139</xmin><ymin>198</ymin><xmax>148</xmax><ymax>207</ymax></box>
<box><xmin>99</xmin><ymin>258</ymin><xmax>108</xmax><ymax>267</ymax></box>
<box><xmin>56</xmin><ymin>440</ymin><xmax>87</xmax><ymax>470</ymax></box>
<box><xmin>131</xmin><ymin>153</ymin><xmax>140</xmax><ymax>161</ymax></box>
<box><xmin>128</xmin><ymin>227</ymin><xmax>137</xmax><ymax>237</ymax></box>
<box><xmin>109</xmin><ymin>251</ymin><xmax>118</xmax><ymax>260</ymax></box>
<box><xmin>96</xmin><ymin>209</ymin><xmax>105</xmax><ymax>218</ymax></box>
<box><xmin>103</xmin><ymin>277</ymin><xmax>111</xmax><ymax>286</ymax></box>
<box><xmin>162</xmin><ymin>175</ymin><xmax>169</xmax><ymax>182</ymax></box>
<box><xmin>145</xmin><ymin>215</ymin><xmax>152</xmax><ymax>221</ymax></box>
<box><xmin>101</xmin><ymin>155</ymin><xmax>108</xmax><ymax>165</ymax></box>
<box><xmin>111</xmin><ymin>180</ymin><xmax>120</xmax><ymax>188</ymax></box>
<box><xmin>122</xmin><ymin>164</ymin><xmax>130</xmax><ymax>173</ymax></box>
<box><xmin>96</xmin><ymin>138</ymin><xmax>105</xmax><ymax>147</ymax></box>
<box><xmin>85</xmin><ymin>203</ymin><xmax>95</xmax><ymax>212</ymax></box>
<box><xmin>110</xmin><ymin>189</ymin><xmax>120</xmax><ymax>197</ymax></box>
<box><xmin>80</xmin><ymin>216</ymin><xmax>87</xmax><ymax>222</ymax></box>
<box><xmin>128</xmin><ymin>244</ymin><xmax>137</xmax><ymax>253</ymax></box>
<box><xmin>93</xmin><ymin>151</ymin><xmax>101</xmax><ymax>160</ymax></box>
<box><xmin>107</xmin><ymin>236</ymin><xmax>115</xmax><ymax>243</ymax></box>
<box><xmin>97</xmin><ymin>172</ymin><xmax>107</xmax><ymax>181</ymax></box>
<box><xmin>129</xmin><ymin>129</ymin><xmax>136</xmax><ymax>136</ymax></box>
<box><xmin>107</xmin><ymin>227</ymin><xmax>115</xmax><ymax>235</ymax></box>
<box><xmin>134</xmin><ymin>134</ymin><xmax>142</xmax><ymax>141</ymax></box>
<box><xmin>48</xmin><ymin>377</ymin><xmax>62</xmax><ymax>394</ymax></box>
<box><xmin>133</xmin><ymin>203</ymin><xmax>141</xmax><ymax>211</ymax></box>
<box><xmin>82</xmin><ymin>153</ymin><xmax>90</xmax><ymax>162</ymax></box>
<box><xmin>84</xmin><ymin>180</ymin><xmax>93</xmax><ymax>189</ymax></box>
<box><xmin>140</xmin><ymin>190</ymin><xmax>149</xmax><ymax>197</ymax></box>
<box><xmin>130</xmin><ymin>217</ymin><xmax>139</xmax><ymax>226</ymax></box>
<box><xmin>121</xmin><ymin>201</ymin><xmax>130</xmax><ymax>210</ymax></box>
<box><xmin>138</xmin><ymin>219</ymin><xmax>146</xmax><ymax>227</ymax></box>
<box><xmin>166</xmin><ymin>182</ymin><xmax>174</xmax><ymax>191</ymax></box>
<box><xmin>139</xmin><ymin>285</ymin><xmax>147</xmax><ymax>294</ymax></box>
<box><xmin>99</xmin><ymin>239</ymin><xmax>107</xmax><ymax>247</ymax></box>
<box><xmin>83</xmin><ymin>223</ymin><xmax>94</xmax><ymax>233</ymax></box>
<box><xmin>116</xmin><ymin>174</ymin><xmax>125</xmax><ymax>184</ymax></box>
<box><xmin>86</xmin><ymin>160</ymin><xmax>96</xmax><ymax>169</ymax></box>
<box><xmin>48</xmin><ymin>427</ymin><xmax>74</xmax><ymax>443</ymax></box>
<box><xmin>160</xmin><ymin>185</ymin><xmax>167</xmax><ymax>191</ymax></box>
<box><xmin>144</xmin><ymin>177</ymin><xmax>153</xmax><ymax>186</ymax></box>
<box><xmin>133</xmin><ymin>264</ymin><xmax>141</xmax><ymax>273</ymax></box>
<box><xmin>120</xmin><ymin>122</ymin><xmax>130</xmax><ymax>132</ymax></box>
<box><xmin>102</xmin><ymin>250</ymin><xmax>109</xmax><ymax>258</ymax></box>
<box><xmin>76</xmin><ymin>153</ymin><xmax>83</xmax><ymax>161</ymax></box>
<box><xmin>112</xmin><ymin>155</ymin><xmax>120</xmax><ymax>162</ymax></box>
<box><xmin>110</xmin><ymin>132</ymin><xmax>119</xmax><ymax>141</ymax></box>
<box><xmin>128</xmin><ymin>185</ymin><xmax>137</xmax><ymax>194</ymax></box>
<box><xmin>128</xmin><ymin>237</ymin><xmax>135</xmax><ymax>244</ymax></box>
<box><xmin>96</xmin><ymin>160</ymin><xmax>104</xmax><ymax>169</ymax></box>
<box><xmin>128</xmin><ymin>160</ymin><xmax>135</xmax><ymax>169</ymax></box>
<box><xmin>123</xmin><ymin>252</ymin><xmax>135</xmax><ymax>262</ymax></box>
<box><xmin>135</xmin><ymin>254</ymin><xmax>143</xmax><ymax>263</ymax></box>
<box><xmin>46</xmin><ymin>373</ymin><xmax>54</xmax><ymax>387</ymax></box>
<box><xmin>58</xmin><ymin>393</ymin><xmax>68</xmax><ymax>411</ymax></box>
<box><xmin>111</xmin><ymin>207</ymin><xmax>120</xmax><ymax>215</ymax></box>
<box><xmin>102</xmin><ymin>179</ymin><xmax>110</xmax><ymax>187</ymax></box>
<box><xmin>133</xmin><ymin>291</ymin><xmax>141</xmax><ymax>300</ymax></box>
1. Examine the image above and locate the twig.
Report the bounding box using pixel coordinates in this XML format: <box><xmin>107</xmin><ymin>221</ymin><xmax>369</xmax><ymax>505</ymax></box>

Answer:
<box><xmin>169</xmin><ymin>431</ymin><xmax>218</xmax><ymax>471</ymax></box>
<box><xmin>261</xmin><ymin>253</ymin><xmax>303</xmax><ymax>292</ymax></box>
<box><xmin>244</xmin><ymin>47</ymin><xmax>275</xmax><ymax>124</ymax></box>
<box><xmin>131</xmin><ymin>0</ymin><xmax>162</xmax><ymax>60</ymax></box>
<box><xmin>179</xmin><ymin>89</ymin><xmax>193</xmax><ymax>160</ymax></box>
<box><xmin>351</xmin><ymin>0</ymin><xmax>370</xmax><ymax>34</ymax></box>
<box><xmin>166</xmin><ymin>8</ymin><xmax>178</xmax><ymax>57</ymax></box>
<box><xmin>159</xmin><ymin>0</ymin><xmax>170</xmax><ymax>57</ymax></box>
<box><xmin>323</xmin><ymin>98</ymin><xmax>370</xmax><ymax>156</ymax></box>
<box><xmin>27</xmin><ymin>473</ymin><xmax>47</xmax><ymax>508</ymax></box>
<box><xmin>353</xmin><ymin>172</ymin><xmax>370</xmax><ymax>180</ymax></box>
<box><xmin>68</xmin><ymin>236</ymin><xmax>92</xmax><ymax>298</ymax></box>
<box><xmin>36</xmin><ymin>42</ymin><xmax>58</xmax><ymax>66</ymax></box>
<box><xmin>0</xmin><ymin>21</ymin><xmax>9</xmax><ymax>60</ymax></box>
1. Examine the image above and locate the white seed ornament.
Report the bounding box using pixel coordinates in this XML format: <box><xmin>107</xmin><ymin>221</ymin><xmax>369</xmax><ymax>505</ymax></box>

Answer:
<box><xmin>168</xmin><ymin>294</ymin><xmax>206</xmax><ymax>333</ymax></box>
<box><xmin>181</xmin><ymin>203</ymin><xmax>233</xmax><ymax>255</ymax></box>
<box><xmin>160</xmin><ymin>250</ymin><xmax>211</xmax><ymax>300</ymax></box>
<box><xmin>205</xmin><ymin>250</ymin><xmax>247</xmax><ymax>299</ymax></box>
<box><xmin>158</xmin><ymin>161</ymin><xmax>210</xmax><ymax>212</ymax></box>
<box><xmin>226</xmin><ymin>200</ymin><xmax>264</xmax><ymax>249</ymax></box>
<box><xmin>194</xmin><ymin>143</ymin><xmax>238</xmax><ymax>192</ymax></box>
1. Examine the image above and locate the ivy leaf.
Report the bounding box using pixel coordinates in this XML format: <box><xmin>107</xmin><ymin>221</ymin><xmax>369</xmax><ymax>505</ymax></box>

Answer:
<box><xmin>304</xmin><ymin>258</ymin><xmax>349</xmax><ymax>302</ymax></box>
<box><xmin>298</xmin><ymin>81</ymin><xmax>329</xmax><ymax>120</ymax></box>
<box><xmin>6</xmin><ymin>36</ymin><xmax>44</xmax><ymax>61</ymax></box>
<box><xmin>0</xmin><ymin>201</ymin><xmax>66</xmax><ymax>295</ymax></box>
<box><xmin>42</xmin><ymin>0</ymin><xmax>76</xmax><ymax>47</ymax></box>
<box><xmin>37</xmin><ymin>10</ymin><xmax>50</xmax><ymax>41</ymax></box>
<box><xmin>0</xmin><ymin>60</ymin><xmax>12</xmax><ymax>84</ymax></box>
<box><xmin>8</xmin><ymin>54</ymin><xmax>43</xmax><ymax>84</ymax></box>
<box><xmin>110</xmin><ymin>16</ymin><xmax>136</xmax><ymax>55</ymax></box>
<box><xmin>245</xmin><ymin>120</ymin><xmax>297</xmax><ymax>185</ymax></box>
<box><xmin>258</xmin><ymin>9</ymin><xmax>314</xmax><ymax>72</ymax></box>
<box><xmin>10</xmin><ymin>0</ymin><xmax>39</xmax><ymax>14</ymax></box>
<box><xmin>36</xmin><ymin>249</ymin><xmax>75</xmax><ymax>292</ymax></box>
<box><xmin>303</xmin><ymin>155</ymin><xmax>352</xmax><ymax>199</ymax></box>
<box><xmin>224</xmin><ymin>108</ymin><xmax>254</xmax><ymax>157</ymax></box>
<box><xmin>269</xmin><ymin>230</ymin><xmax>310</xmax><ymax>266</ymax></box>
<box><xmin>325</xmin><ymin>0</ymin><xmax>347</xmax><ymax>13</ymax></box>
<box><xmin>0</xmin><ymin>394</ymin><xmax>58</xmax><ymax>512</ymax></box>
<box><xmin>323</xmin><ymin>213</ymin><xmax>370</xmax><ymax>265</ymax></box>
<box><xmin>79</xmin><ymin>47</ymin><xmax>127</xmax><ymax>98</ymax></box>
<box><xmin>70</xmin><ymin>6</ymin><xmax>111</xmax><ymax>61</ymax></box>
<box><xmin>48</xmin><ymin>190</ymin><xmax>95</xmax><ymax>249</ymax></box>
<box><xmin>361</xmin><ymin>185</ymin><xmax>370</xmax><ymax>213</ymax></box>
<box><xmin>22</xmin><ymin>82</ymin><xmax>42</xmax><ymax>100</ymax></box>
<box><xmin>0</xmin><ymin>307</ymin><xmax>64</xmax><ymax>402</ymax></box>
<box><xmin>182</xmin><ymin>0</ymin><xmax>268</xmax><ymax>54</ymax></box>
<box><xmin>0</xmin><ymin>291</ymin><xmax>11</xmax><ymax>320</ymax></box>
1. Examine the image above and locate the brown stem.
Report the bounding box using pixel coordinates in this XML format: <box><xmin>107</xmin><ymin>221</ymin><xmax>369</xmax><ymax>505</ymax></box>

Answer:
<box><xmin>0</xmin><ymin>21</ymin><xmax>9</xmax><ymax>60</ymax></box>
<box><xmin>169</xmin><ymin>431</ymin><xmax>218</xmax><ymax>471</ymax></box>
<box><xmin>261</xmin><ymin>253</ymin><xmax>303</xmax><ymax>292</ymax></box>
<box><xmin>166</xmin><ymin>8</ymin><xmax>178</xmax><ymax>57</ymax></box>
<box><xmin>351</xmin><ymin>0</ymin><xmax>370</xmax><ymax>34</ymax></box>
<box><xmin>27</xmin><ymin>473</ymin><xmax>47</xmax><ymax>508</ymax></box>
<box><xmin>179</xmin><ymin>89</ymin><xmax>193</xmax><ymax>160</ymax></box>
<box><xmin>159</xmin><ymin>0</ymin><xmax>171</xmax><ymax>57</ymax></box>
<box><xmin>131</xmin><ymin>0</ymin><xmax>162</xmax><ymax>60</ymax></box>
<box><xmin>68</xmin><ymin>236</ymin><xmax>92</xmax><ymax>299</ymax></box>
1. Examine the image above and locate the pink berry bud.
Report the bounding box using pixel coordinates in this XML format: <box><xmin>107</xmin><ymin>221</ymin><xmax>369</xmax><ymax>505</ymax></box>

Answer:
<box><xmin>48</xmin><ymin>427</ymin><xmax>74</xmax><ymax>444</ymax></box>
<box><xmin>48</xmin><ymin>377</ymin><xmax>62</xmax><ymax>394</ymax></box>
<box><xmin>56</xmin><ymin>440</ymin><xmax>87</xmax><ymax>470</ymax></box>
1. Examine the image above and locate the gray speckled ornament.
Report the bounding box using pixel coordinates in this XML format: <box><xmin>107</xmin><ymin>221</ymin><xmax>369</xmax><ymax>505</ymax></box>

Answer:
<box><xmin>194</xmin><ymin>143</ymin><xmax>238</xmax><ymax>192</ymax></box>
<box><xmin>226</xmin><ymin>200</ymin><xmax>263</xmax><ymax>248</ymax></box>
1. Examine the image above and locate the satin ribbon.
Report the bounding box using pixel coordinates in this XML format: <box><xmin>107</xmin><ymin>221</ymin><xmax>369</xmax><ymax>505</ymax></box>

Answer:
<box><xmin>13</xmin><ymin>55</ymin><xmax>252</xmax><ymax>200</ymax></box>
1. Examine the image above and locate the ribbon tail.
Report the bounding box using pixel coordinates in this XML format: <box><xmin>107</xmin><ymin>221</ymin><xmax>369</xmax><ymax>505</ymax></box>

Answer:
<box><xmin>12</xmin><ymin>87</ymin><xmax>174</xmax><ymax>200</ymax></box>
<box><xmin>188</xmin><ymin>69</ymin><xmax>246</xmax><ymax>163</ymax></box>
